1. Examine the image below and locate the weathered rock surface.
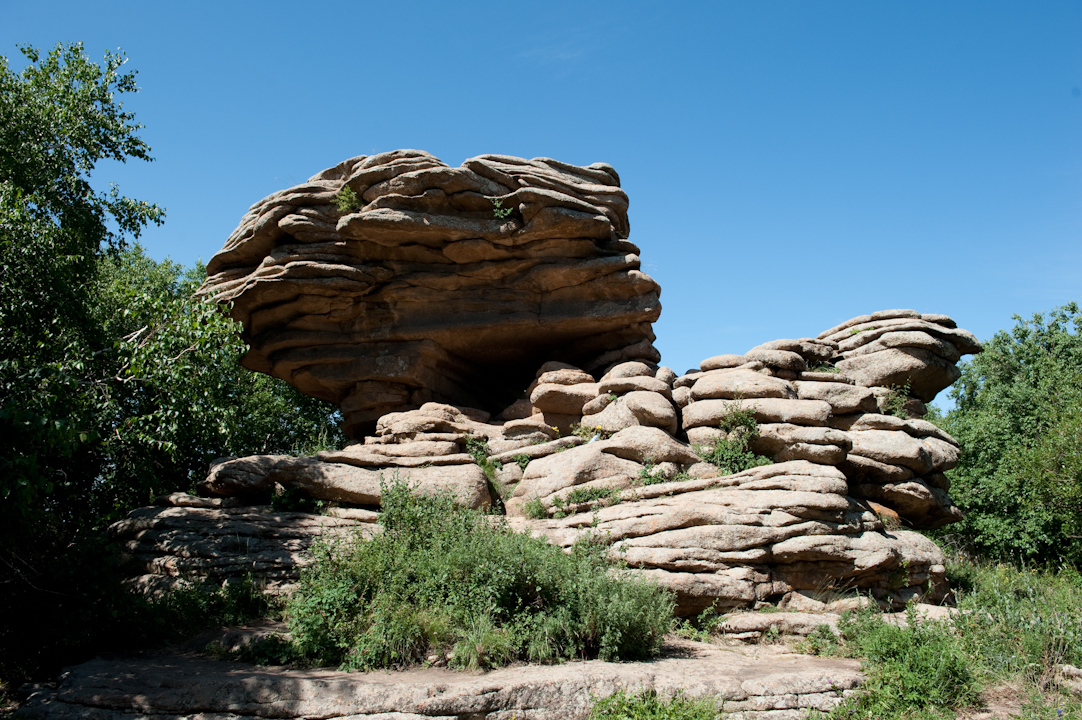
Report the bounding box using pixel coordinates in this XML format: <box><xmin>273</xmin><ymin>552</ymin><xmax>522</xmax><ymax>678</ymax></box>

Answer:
<box><xmin>819</xmin><ymin>311</ymin><xmax>981</xmax><ymax>401</ymax></box>
<box><xmin>508</xmin><ymin>461</ymin><xmax>947</xmax><ymax>614</ymax></box>
<box><xmin>108</xmin><ymin>500</ymin><xmax>377</xmax><ymax>593</ymax></box>
<box><xmin>200</xmin><ymin>151</ymin><xmax>661</xmax><ymax>436</ymax></box>
<box><xmin>199</xmin><ymin>454</ymin><xmax>491</xmax><ymax>509</ymax></box>
<box><xmin>20</xmin><ymin>636</ymin><xmax>861</xmax><ymax>720</ymax></box>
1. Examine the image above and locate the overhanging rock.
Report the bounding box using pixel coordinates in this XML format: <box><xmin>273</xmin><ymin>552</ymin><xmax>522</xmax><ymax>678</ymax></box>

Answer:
<box><xmin>200</xmin><ymin>151</ymin><xmax>661</xmax><ymax>437</ymax></box>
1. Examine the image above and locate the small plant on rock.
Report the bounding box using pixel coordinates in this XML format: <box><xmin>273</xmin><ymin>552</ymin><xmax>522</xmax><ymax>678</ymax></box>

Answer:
<box><xmin>883</xmin><ymin>381</ymin><xmax>912</xmax><ymax>419</ymax></box>
<box><xmin>571</xmin><ymin>423</ymin><xmax>606</xmax><ymax>442</ymax></box>
<box><xmin>694</xmin><ymin>399</ymin><xmax>773</xmax><ymax>475</ymax></box>
<box><xmin>637</xmin><ymin>462</ymin><xmax>671</xmax><ymax>486</ymax></box>
<box><xmin>490</xmin><ymin>198</ymin><xmax>514</xmax><ymax>219</ymax></box>
<box><xmin>551</xmin><ymin>485</ymin><xmax>622</xmax><ymax>517</ymax></box>
<box><xmin>522</xmin><ymin>498</ymin><xmax>548</xmax><ymax>519</ymax></box>
<box><xmin>512</xmin><ymin>454</ymin><xmax>531</xmax><ymax>472</ymax></box>
<box><xmin>335</xmin><ymin>185</ymin><xmax>361</xmax><ymax>212</ymax></box>
<box><xmin>588</xmin><ymin>689</ymin><xmax>717</xmax><ymax>720</ymax></box>
<box><xmin>465</xmin><ymin>435</ymin><xmax>501</xmax><ymax>479</ymax></box>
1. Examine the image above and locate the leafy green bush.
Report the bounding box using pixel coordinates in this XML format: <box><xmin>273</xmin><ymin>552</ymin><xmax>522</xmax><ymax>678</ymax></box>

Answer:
<box><xmin>588</xmin><ymin>689</ymin><xmax>717</xmax><ymax>720</ymax></box>
<box><xmin>551</xmin><ymin>484</ymin><xmax>622</xmax><ymax>516</ymax></box>
<box><xmin>882</xmin><ymin>381</ymin><xmax>911</xmax><ymax>419</ymax></box>
<box><xmin>281</xmin><ymin>477</ymin><xmax>673</xmax><ymax>671</ymax></box>
<box><xmin>800</xmin><ymin>558</ymin><xmax>1082</xmax><ymax>718</ymax></box>
<box><xmin>334</xmin><ymin>185</ymin><xmax>361</xmax><ymax>212</ymax></box>
<box><xmin>0</xmin><ymin>43</ymin><xmax>342</xmax><ymax>690</ymax></box>
<box><xmin>693</xmin><ymin>401</ymin><xmax>772</xmax><ymax>475</ymax></box>
<box><xmin>936</xmin><ymin>302</ymin><xmax>1082</xmax><ymax>566</ymax></box>
<box><xmin>637</xmin><ymin>463</ymin><xmax>693</xmax><ymax>486</ymax></box>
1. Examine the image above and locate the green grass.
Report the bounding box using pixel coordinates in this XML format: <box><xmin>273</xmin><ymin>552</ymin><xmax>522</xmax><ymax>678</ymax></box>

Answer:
<box><xmin>555</xmin><ymin>484</ymin><xmax>621</xmax><ymax>509</ymax></box>
<box><xmin>261</xmin><ymin>476</ymin><xmax>673</xmax><ymax>671</ymax></box>
<box><xmin>587</xmin><ymin>689</ymin><xmax>717</xmax><ymax>720</ymax></box>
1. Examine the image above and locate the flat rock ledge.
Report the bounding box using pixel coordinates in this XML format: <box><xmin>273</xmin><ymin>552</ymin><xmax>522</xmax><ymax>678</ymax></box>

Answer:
<box><xmin>20</xmin><ymin>639</ymin><xmax>861</xmax><ymax>720</ymax></box>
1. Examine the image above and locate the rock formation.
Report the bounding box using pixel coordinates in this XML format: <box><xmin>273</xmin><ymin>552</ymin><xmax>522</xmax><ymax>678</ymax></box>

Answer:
<box><xmin>100</xmin><ymin>150</ymin><xmax>991</xmax><ymax>618</ymax></box>
<box><xmin>199</xmin><ymin>151</ymin><xmax>661</xmax><ymax>437</ymax></box>
<box><xmin>120</xmin><ymin>300</ymin><xmax>980</xmax><ymax>615</ymax></box>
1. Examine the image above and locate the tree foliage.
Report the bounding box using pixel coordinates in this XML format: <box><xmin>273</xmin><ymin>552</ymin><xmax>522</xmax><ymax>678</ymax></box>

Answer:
<box><xmin>1</xmin><ymin>42</ymin><xmax>165</xmax><ymax>521</ymax></box>
<box><xmin>937</xmin><ymin>302</ymin><xmax>1082</xmax><ymax>566</ymax></box>
<box><xmin>0</xmin><ymin>43</ymin><xmax>343</xmax><ymax>686</ymax></box>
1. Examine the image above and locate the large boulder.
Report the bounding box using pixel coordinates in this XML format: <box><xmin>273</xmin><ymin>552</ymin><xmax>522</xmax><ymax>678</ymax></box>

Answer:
<box><xmin>199</xmin><ymin>151</ymin><xmax>661</xmax><ymax>436</ymax></box>
<box><xmin>819</xmin><ymin>311</ymin><xmax>982</xmax><ymax>401</ymax></box>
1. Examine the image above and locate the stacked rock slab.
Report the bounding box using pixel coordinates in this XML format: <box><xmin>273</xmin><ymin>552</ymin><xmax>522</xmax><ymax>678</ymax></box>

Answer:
<box><xmin>109</xmin><ymin>496</ymin><xmax>378</xmax><ymax>594</ymax></box>
<box><xmin>119</xmin><ymin>310</ymin><xmax>978</xmax><ymax>615</ymax></box>
<box><xmin>199</xmin><ymin>151</ymin><xmax>661</xmax><ymax>436</ymax></box>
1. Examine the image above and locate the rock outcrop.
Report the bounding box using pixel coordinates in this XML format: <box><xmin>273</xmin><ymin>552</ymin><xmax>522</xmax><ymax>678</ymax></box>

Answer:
<box><xmin>109</xmin><ymin>500</ymin><xmax>378</xmax><ymax>594</ymax></box>
<box><xmin>113</xmin><ymin>309</ymin><xmax>979</xmax><ymax>616</ymax></box>
<box><xmin>199</xmin><ymin>151</ymin><xmax>661</xmax><ymax>436</ymax></box>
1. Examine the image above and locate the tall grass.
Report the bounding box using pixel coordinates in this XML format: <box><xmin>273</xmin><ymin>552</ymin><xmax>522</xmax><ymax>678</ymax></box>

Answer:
<box><xmin>951</xmin><ymin>561</ymin><xmax>1082</xmax><ymax>687</ymax></box>
<box><xmin>804</xmin><ymin>557</ymin><xmax>1082</xmax><ymax>719</ymax></box>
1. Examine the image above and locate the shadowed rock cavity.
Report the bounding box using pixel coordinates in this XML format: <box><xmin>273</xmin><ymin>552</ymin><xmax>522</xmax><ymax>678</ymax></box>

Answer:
<box><xmin>200</xmin><ymin>151</ymin><xmax>661</xmax><ymax>436</ymax></box>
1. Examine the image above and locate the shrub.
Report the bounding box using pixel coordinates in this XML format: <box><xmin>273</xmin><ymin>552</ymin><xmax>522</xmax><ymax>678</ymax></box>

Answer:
<box><xmin>820</xmin><ymin>605</ymin><xmax>977</xmax><ymax>717</ymax></box>
<box><xmin>803</xmin><ymin>558</ymin><xmax>1082</xmax><ymax>718</ymax></box>
<box><xmin>950</xmin><ymin>561</ymin><xmax>1082</xmax><ymax>686</ymax></box>
<box><xmin>637</xmin><ymin>463</ymin><xmax>693</xmax><ymax>486</ymax></box>
<box><xmin>694</xmin><ymin>401</ymin><xmax>772</xmax><ymax>475</ymax></box>
<box><xmin>882</xmin><ymin>381</ymin><xmax>911</xmax><ymax>419</ymax></box>
<box><xmin>280</xmin><ymin>477</ymin><xmax>674</xmax><ymax>671</ymax></box>
<box><xmin>551</xmin><ymin>484</ymin><xmax>622</xmax><ymax>516</ymax></box>
<box><xmin>334</xmin><ymin>185</ymin><xmax>361</xmax><ymax>212</ymax></box>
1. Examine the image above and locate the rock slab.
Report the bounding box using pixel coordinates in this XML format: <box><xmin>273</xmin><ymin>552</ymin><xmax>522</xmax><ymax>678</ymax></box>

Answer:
<box><xmin>20</xmin><ymin>639</ymin><xmax>860</xmax><ymax>720</ymax></box>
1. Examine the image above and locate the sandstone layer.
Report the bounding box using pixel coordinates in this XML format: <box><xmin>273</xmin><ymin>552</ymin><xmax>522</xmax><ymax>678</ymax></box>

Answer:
<box><xmin>199</xmin><ymin>151</ymin><xmax>661</xmax><ymax>436</ymax></box>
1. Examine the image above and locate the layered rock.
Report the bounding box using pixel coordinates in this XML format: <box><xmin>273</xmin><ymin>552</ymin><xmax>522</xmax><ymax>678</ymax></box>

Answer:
<box><xmin>818</xmin><ymin>310</ymin><xmax>981</xmax><ymax>402</ymax></box>
<box><xmin>199</xmin><ymin>151</ymin><xmax>661</xmax><ymax>436</ymax></box>
<box><xmin>109</xmin><ymin>500</ymin><xmax>377</xmax><ymax>594</ymax></box>
<box><xmin>169</xmin><ymin>150</ymin><xmax>986</xmax><ymax>616</ymax></box>
<box><xmin>508</xmin><ymin>461</ymin><xmax>948</xmax><ymax>614</ymax></box>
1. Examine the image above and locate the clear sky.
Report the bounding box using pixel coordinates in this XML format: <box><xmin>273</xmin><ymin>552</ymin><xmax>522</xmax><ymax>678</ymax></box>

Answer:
<box><xmin>5</xmin><ymin>1</ymin><xmax>1081</xmax><ymax>385</ymax></box>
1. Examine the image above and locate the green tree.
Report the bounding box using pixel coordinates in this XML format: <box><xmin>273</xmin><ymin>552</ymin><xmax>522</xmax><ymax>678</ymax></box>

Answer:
<box><xmin>0</xmin><ymin>44</ymin><xmax>344</xmax><ymax>687</ymax></box>
<box><xmin>0</xmin><ymin>41</ymin><xmax>164</xmax><ymax>521</ymax></box>
<box><xmin>936</xmin><ymin>302</ymin><xmax>1082</xmax><ymax>566</ymax></box>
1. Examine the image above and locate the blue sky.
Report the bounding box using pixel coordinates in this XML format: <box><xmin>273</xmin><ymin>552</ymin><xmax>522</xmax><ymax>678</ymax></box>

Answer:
<box><xmin>5</xmin><ymin>1</ymin><xmax>1081</xmax><ymax>388</ymax></box>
